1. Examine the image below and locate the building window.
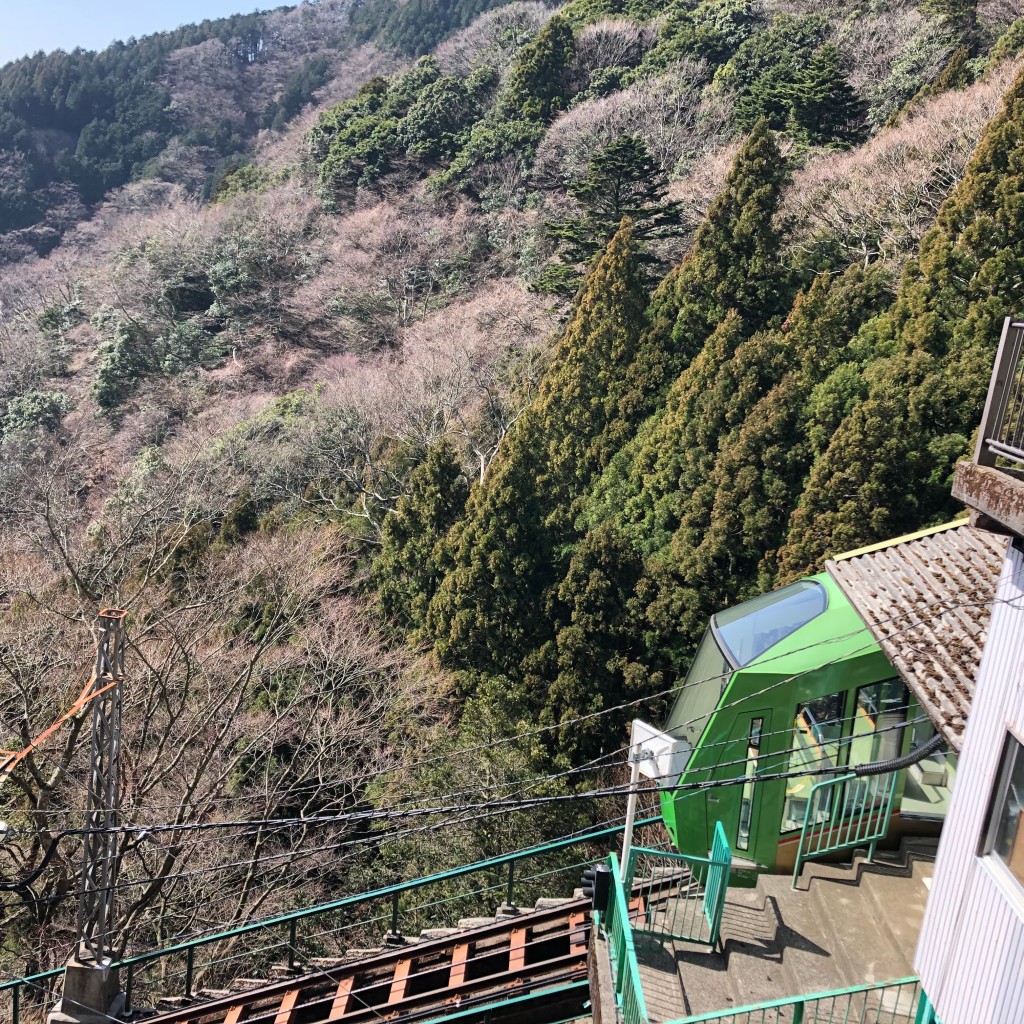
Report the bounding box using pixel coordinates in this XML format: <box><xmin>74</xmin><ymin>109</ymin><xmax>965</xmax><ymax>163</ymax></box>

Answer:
<box><xmin>981</xmin><ymin>733</ymin><xmax>1024</xmax><ymax>889</ymax></box>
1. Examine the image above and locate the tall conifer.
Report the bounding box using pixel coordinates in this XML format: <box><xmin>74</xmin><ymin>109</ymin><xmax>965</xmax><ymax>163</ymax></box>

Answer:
<box><xmin>779</xmin><ymin>68</ymin><xmax>1024</xmax><ymax>577</ymax></box>
<box><xmin>374</xmin><ymin>440</ymin><xmax>470</xmax><ymax>635</ymax></box>
<box><xmin>428</xmin><ymin>221</ymin><xmax>648</xmax><ymax>681</ymax></box>
<box><xmin>619</xmin><ymin>119</ymin><xmax>792</xmax><ymax>427</ymax></box>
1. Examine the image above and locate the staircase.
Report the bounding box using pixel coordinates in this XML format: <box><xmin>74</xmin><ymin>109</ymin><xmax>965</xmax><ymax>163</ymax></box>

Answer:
<box><xmin>613</xmin><ymin>837</ymin><xmax>936</xmax><ymax>1023</ymax></box>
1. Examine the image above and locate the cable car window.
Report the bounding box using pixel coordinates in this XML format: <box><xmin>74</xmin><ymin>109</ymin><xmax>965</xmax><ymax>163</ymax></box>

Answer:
<box><xmin>781</xmin><ymin>690</ymin><xmax>846</xmax><ymax>833</ymax></box>
<box><xmin>665</xmin><ymin>627</ymin><xmax>732</xmax><ymax>745</ymax></box>
<box><xmin>850</xmin><ymin>679</ymin><xmax>907</xmax><ymax>766</ymax></box>
<box><xmin>714</xmin><ymin>580</ymin><xmax>827</xmax><ymax>668</ymax></box>
<box><xmin>737</xmin><ymin>717</ymin><xmax>763</xmax><ymax>852</ymax></box>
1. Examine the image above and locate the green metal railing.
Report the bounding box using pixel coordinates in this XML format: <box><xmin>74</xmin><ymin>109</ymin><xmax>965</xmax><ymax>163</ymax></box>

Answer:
<box><xmin>597</xmin><ymin>853</ymin><xmax>650</xmax><ymax>1024</ymax></box>
<box><xmin>1</xmin><ymin>817</ymin><xmax>661</xmax><ymax>1024</ymax></box>
<box><xmin>792</xmin><ymin>771</ymin><xmax>898</xmax><ymax>888</ymax></box>
<box><xmin>670</xmin><ymin>976</ymin><xmax>924</xmax><ymax>1023</ymax></box>
<box><xmin>627</xmin><ymin>822</ymin><xmax>732</xmax><ymax>947</ymax></box>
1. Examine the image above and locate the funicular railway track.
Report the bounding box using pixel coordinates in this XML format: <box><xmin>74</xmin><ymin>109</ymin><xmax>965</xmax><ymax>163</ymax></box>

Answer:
<box><xmin>141</xmin><ymin>866</ymin><xmax>691</xmax><ymax>1024</ymax></box>
<box><xmin>145</xmin><ymin>897</ymin><xmax>593</xmax><ymax>1024</ymax></box>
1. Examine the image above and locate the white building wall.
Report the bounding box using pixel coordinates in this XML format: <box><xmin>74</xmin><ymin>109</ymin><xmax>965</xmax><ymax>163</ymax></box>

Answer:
<box><xmin>915</xmin><ymin>541</ymin><xmax>1024</xmax><ymax>1023</ymax></box>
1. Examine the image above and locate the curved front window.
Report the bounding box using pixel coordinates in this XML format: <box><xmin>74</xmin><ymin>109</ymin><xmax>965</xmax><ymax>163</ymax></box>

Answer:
<box><xmin>714</xmin><ymin>580</ymin><xmax>827</xmax><ymax>668</ymax></box>
<box><xmin>665</xmin><ymin>628</ymin><xmax>732</xmax><ymax>746</ymax></box>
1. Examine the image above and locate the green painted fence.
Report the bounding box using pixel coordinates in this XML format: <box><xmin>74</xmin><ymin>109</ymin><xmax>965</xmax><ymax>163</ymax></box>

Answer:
<box><xmin>597</xmin><ymin>852</ymin><xmax>650</xmax><ymax>1024</ymax></box>
<box><xmin>792</xmin><ymin>771</ymin><xmax>898</xmax><ymax>889</ymax></box>
<box><xmin>670</xmin><ymin>976</ymin><xmax>924</xmax><ymax>1024</ymax></box>
<box><xmin>1</xmin><ymin>817</ymin><xmax>662</xmax><ymax>1023</ymax></box>
<box><xmin>627</xmin><ymin>822</ymin><xmax>732</xmax><ymax>947</ymax></box>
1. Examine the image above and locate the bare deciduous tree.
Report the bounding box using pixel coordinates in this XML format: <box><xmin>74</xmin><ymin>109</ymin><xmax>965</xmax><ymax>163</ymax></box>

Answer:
<box><xmin>786</xmin><ymin>61</ymin><xmax>1020</xmax><ymax>269</ymax></box>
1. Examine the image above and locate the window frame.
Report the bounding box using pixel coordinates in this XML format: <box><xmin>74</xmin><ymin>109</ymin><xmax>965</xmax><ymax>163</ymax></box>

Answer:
<box><xmin>979</xmin><ymin>729</ymin><xmax>1024</xmax><ymax>894</ymax></box>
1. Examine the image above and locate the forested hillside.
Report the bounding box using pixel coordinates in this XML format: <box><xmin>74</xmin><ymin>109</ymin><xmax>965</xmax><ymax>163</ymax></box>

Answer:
<box><xmin>2</xmin><ymin>0</ymin><xmax>1024</xmax><ymax>994</ymax></box>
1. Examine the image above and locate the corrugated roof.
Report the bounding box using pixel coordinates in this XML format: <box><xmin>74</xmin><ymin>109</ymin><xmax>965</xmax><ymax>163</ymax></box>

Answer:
<box><xmin>825</xmin><ymin>523</ymin><xmax>1011</xmax><ymax>750</ymax></box>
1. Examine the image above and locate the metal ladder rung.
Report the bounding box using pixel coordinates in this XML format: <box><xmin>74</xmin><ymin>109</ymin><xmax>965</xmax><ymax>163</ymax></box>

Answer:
<box><xmin>508</xmin><ymin>928</ymin><xmax>528</xmax><ymax>971</ymax></box>
<box><xmin>449</xmin><ymin>943</ymin><xmax>471</xmax><ymax>987</ymax></box>
<box><xmin>388</xmin><ymin>959</ymin><xmax>412</xmax><ymax>1004</ymax></box>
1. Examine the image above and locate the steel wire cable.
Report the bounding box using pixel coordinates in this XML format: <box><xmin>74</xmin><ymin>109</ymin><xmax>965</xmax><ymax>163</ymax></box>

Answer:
<box><xmin>3</xmin><ymin>569</ymin><xmax>993</xmax><ymax>823</ymax></box>
<box><xmin>0</xmin><ymin>709</ymin><xmax>923</xmax><ymax>928</ymax></box>
<box><xmin>0</xmin><ymin>579</ymin><xmax>1001</xmax><ymax>984</ymax></box>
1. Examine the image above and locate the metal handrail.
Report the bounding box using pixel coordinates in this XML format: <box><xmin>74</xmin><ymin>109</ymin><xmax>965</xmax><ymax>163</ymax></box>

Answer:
<box><xmin>599</xmin><ymin>852</ymin><xmax>650</xmax><ymax>1024</ymax></box>
<box><xmin>791</xmin><ymin>771</ymin><xmax>898</xmax><ymax>888</ymax></box>
<box><xmin>975</xmin><ymin>317</ymin><xmax>1024</xmax><ymax>468</ymax></box>
<box><xmin>626</xmin><ymin>826</ymin><xmax>732</xmax><ymax>947</ymax></box>
<box><xmin>668</xmin><ymin>975</ymin><xmax>924</xmax><ymax>1023</ymax></box>
<box><xmin>1</xmin><ymin>817</ymin><xmax>661</xmax><ymax>1020</ymax></box>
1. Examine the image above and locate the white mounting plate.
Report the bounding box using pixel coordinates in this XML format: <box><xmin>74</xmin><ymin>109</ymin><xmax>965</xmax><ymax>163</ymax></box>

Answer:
<box><xmin>631</xmin><ymin>719</ymin><xmax>691</xmax><ymax>789</ymax></box>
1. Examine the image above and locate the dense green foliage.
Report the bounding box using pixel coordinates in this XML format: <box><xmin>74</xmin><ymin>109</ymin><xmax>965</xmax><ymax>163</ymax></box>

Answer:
<box><xmin>309</xmin><ymin>14</ymin><xmax>584</xmax><ymax>201</ymax></box>
<box><xmin>307</xmin><ymin>57</ymin><xmax>489</xmax><ymax>201</ymax></box>
<box><xmin>349</xmin><ymin>0</ymin><xmax>516</xmax><ymax>56</ymax></box>
<box><xmin>538</xmin><ymin>136</ymin><xmax>686</xmax><ymax>293</ymax></box>
<box><xmin>714</xmin><ymin>16</ymin><xmax>864</xmax><ymax>145</ymax></box>
<box><xmin>374</xmin><ymin>440</ymin><xmax>470</xmax><ymax>635</ymax></box>
<box><xmin>427</xmin><ymin>221</ymin><xmax>648</xmax><ymax>688</ymax></box>
<box><xmin>392</xmin><ymin>63</ymin><xmax>1024</xmax><ymax>768</ymax></box>
<box><xmin>780</xmin><ymin>67</ymin><xmax>1024</xmax><ymax>576</ymax></box>
<box><xmin>0</xmin><ymin>10</ymin><xmax>294</xmax><ymax>231</ymax></box>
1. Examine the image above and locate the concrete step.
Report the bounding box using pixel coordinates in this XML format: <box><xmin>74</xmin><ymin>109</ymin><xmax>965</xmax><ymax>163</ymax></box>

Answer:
<box><xmin>857</xmin><ymin>855</ymin><xmax>931</xmax><ymax>969</ymax></box>
<box><xmin>747</xmin><ymin>873</ymin><xmax>858</xmax><ymax>999</ymax></box>
<box><xmin>227</xmin><ymin>978</ymin><xmax>271</xmax><ymax>993</ymax></box>
<box><xmin>194</xmin><ymin>989</ymin><xmax>232</xmax><ymax>1000</ymax></box>
<box><xmin>418</xmin><ymin>927</ymin><xmax>462</xmax><ymax>942</ymax></box>
<box><xmin>807</xmin><ymin>866</ymin><xmax>914</xmax><ymax>986</ymax></box>
<box><xmin>268</xmin><ymin>965</ymin><xmax>304</xmax><ymax>979</ymax></box>
<box><xmin>456</xmin><ymin>916</ymin><xmax>497</xmax><ymax>929</ymax></box>
<box><xmin>631</xmin><ymin>931</ymin><xmax>691</xmax><ymax>1023</ymax></box>
<box><xmin>534</xmin><ymin>896</ymin><xmax>578</xmax><ymax>910</ymax></box>
<box><xmin>155</xmin><ymin>996</ymin><xmax>194</xmax><ymax>1010</ymax></box>
<box><xmin>306</xmin><ymin>950</ymin><xmax>381</xmax><ymax>969</ymax></box>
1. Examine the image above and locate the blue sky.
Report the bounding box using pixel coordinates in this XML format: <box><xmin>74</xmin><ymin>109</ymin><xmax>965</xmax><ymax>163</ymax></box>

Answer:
<box><xmin>0</xmin><ymin>2</ymin><xmax>275</xmax><ymax>66</ymax></box>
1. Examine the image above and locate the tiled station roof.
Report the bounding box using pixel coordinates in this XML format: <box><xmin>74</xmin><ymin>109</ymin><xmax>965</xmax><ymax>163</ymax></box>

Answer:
<box><xmin>826</xmin><ymin>521</ymin><xmax>1010</xmax><ymax>750</ymax></box>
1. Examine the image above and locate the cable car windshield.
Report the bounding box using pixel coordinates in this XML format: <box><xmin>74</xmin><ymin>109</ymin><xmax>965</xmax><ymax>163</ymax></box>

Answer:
<box><xmin>664</xmin><ymin>628</ymin><xmax>732</xmax><ymax>745</ymax></box>
<box><xmin>713</xmin><ymin>580</ymin><xmax>827</xmax><ymax>668</ymax></box>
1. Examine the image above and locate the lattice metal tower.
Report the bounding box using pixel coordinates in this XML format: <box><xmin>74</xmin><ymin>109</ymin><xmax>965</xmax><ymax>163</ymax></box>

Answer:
<box><xmin>49</xmin><ymin>609</ymin><xmax>128</xmax><ymax>1024</ymax></box>
<box><xmin>77</xmin><ymin>608</ymin><xmax>126</xmax><ymax>963</ymax></box>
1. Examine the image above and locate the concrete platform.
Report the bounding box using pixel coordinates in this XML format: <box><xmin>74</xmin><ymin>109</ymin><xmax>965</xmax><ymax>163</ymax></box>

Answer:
<box><xmin>597</xmin><ymin>839</ymin><xmax>936</xmax><ymax>1023</ymax></box>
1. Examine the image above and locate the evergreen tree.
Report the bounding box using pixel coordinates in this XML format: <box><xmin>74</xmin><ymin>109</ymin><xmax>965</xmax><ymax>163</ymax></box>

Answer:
<box><xmin>642</xmin><ymin>265</ymin><xmax>894</xmax><ymax>654</ymax></box>
<box><xmin>429</xmin><ymin>16</ymin><xmax>576</xmax><ymax>192</ymax></box>
<box><xmin>596</xmin><ymin>120</ymin><xmax>793</xmax><ymax>492</ymax></box>
<box><xmin>779</xmin><ymin>67</ymin><xmax>1024</xmax><ymax>578</ymax></box>
<box><xmin>545</xmin><ymin>521</ymin><xmax>653</xmax><ymax>760</ymax></box>
<box><xmin>787</xmin><ymin>43</ymin><xmax>866</xmax><ymax>147</ymax></box>
<box><xmin>921</xmin><ymin>0</ymin><xmax>979</xmax><ymax>53</ymax></box>
<box><xmin>537</xmin><ymin>136</ymin><xmax>686</xmax><ymax>294</ymax></box>
<box><xmin>495</xmin><ymin>15</ymin><xmax>576</xmax><ymax>123</ymax></box>
<box><xmin>373</xmin><ymin>440</ymin><xmax>470</xmax><ymax>635</ymax></box>
<box><xmin>612</xmin><ymin>311</ymin><xmax>751</xmax><ymax>556</ymax></box>
<box><xmin>716</xmin><ymin>13</ymin><xmax>825</xmax><ymax>131</ymax></box>
<box><xmin>428</xmin><ymin>222</ymin><xmax>648</xmax><ymax>682</ymax></box>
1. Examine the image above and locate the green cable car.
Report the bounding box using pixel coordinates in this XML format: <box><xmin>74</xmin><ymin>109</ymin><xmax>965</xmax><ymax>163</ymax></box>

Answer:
<box><xmin>658</xmin><ymin>572</ymin><xmax>947</xmax><ymax>874</ymax></box>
